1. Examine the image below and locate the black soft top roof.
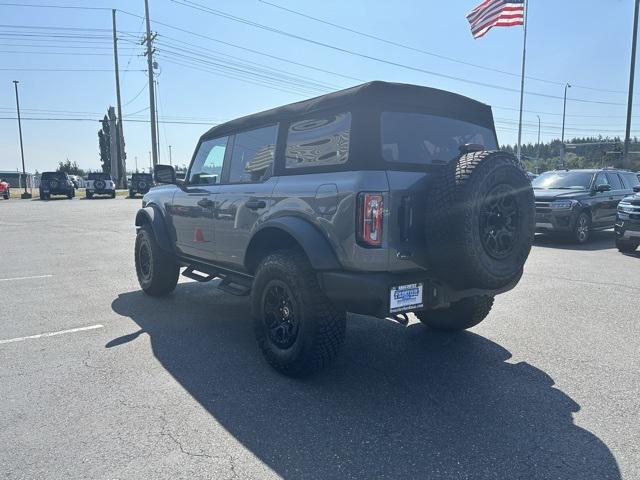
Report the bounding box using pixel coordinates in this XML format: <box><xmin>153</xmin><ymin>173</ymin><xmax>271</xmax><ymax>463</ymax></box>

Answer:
<box><xmin>202</xmin><ymin>81</ymin><xmax>494</xmax><ymax>140</ymax></box>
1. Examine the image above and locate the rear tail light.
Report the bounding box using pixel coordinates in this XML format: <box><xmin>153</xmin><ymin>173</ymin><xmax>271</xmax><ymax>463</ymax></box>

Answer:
<box><xmin>357</xmin><ymin>192</ymin><xmax>384</xmax><ymax>247</ymax></box>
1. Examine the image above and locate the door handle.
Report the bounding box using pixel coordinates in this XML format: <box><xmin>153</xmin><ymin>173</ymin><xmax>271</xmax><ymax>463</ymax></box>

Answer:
<box><xmin>245</xmin><ymin>199</ymin><xmax>266</xmax><ymax>210</ymax></box>
<box><xmin>197</xmin><ymin>198</ymin><xmax>214</xmax><ymax>208</ymax></box>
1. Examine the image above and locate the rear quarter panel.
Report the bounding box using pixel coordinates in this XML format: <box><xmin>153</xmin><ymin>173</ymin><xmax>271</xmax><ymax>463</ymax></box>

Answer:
<box><xmin>267</xmin><ymin>171</ymin><xmax>390</xmax><ymax>271</ymax></box>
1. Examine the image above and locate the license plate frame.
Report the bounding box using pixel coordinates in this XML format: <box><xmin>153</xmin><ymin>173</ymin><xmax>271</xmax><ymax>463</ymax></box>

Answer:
<box><xmin>389</xmin><ymin>283</ymin><xmax>424</xmax><ymax>314</ymax></box>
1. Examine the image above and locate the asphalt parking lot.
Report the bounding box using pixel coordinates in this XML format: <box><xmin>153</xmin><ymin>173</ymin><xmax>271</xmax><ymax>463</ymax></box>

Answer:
<box><xmin>1</xmin><ymin>198</ymin><xmax>639</xmax><ymax>480</ymax></box>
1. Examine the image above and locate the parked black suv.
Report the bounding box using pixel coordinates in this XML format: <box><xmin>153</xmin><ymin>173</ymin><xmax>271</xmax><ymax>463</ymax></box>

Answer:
<box><xmin>129</xmin><ymin>173</ymin><xmax>154</xmax><ymax>198</ymax></box>
<box><xmin>615</xmin><ymin>185</ymin><xmax>640</xmax><ymax>253</ymax></box>
<box><xmin>533</xmin><ymin>168</ymin><xmax>640</xmax><ymax>243</ymax></box>
<box><xmin>39</xmin><ymin>171</ymin><xmax>75</xmax><ymax>200</ymax></box>
<box><xmin>133</xmin><ymin>82</ymin><xmax>535</xmax><ymax>377</ymax></box>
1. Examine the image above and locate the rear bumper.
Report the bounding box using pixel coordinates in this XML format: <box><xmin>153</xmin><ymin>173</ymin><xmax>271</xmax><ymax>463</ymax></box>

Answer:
<box><xmin>317</xmin><ymin>270</ymin><xmax>520</xmax><ymax>319</ymax></box>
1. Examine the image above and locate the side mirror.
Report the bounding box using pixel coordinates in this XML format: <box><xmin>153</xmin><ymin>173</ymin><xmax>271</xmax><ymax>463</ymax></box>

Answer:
<box><xmin>154</xmin><ymin>164</ymin><xmax>176</xmax><ymax>184</ymax></box>
<box><xmin>633</xmin><ymin>185</ymin><xmax>640</xmax><ymax>193</ymax></box>
<box><xmin>595</xmin><ymin>184</ymin><xmax>611</xmax><ymax>192</ymax></box>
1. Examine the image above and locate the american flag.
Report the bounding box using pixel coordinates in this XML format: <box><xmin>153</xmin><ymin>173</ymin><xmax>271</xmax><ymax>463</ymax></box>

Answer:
<box><xmin>467</xmin><ymin>0</ymin><xmax>525</xmax><ymax>39</ymax></box>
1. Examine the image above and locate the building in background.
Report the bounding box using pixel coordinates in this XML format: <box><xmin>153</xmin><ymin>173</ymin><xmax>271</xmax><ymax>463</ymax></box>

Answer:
<box><xmin>0</xmin><ymin>170</ymin><xmax>35</xmax><ymax>190</ymax></box>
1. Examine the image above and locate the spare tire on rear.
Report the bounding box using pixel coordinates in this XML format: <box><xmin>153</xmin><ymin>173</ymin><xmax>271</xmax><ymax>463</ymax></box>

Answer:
<box><xmin>425</xmin><ymin>150</ymin><xmax>534</xmax><ymax>290</ymax></box>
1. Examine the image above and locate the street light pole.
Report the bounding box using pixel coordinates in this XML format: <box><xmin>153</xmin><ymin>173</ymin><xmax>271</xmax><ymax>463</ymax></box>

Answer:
<box><xmin>168</xmin><ymin>145</ymin><xmax>172</xmax><ymax>166</ymax></box>
<box><xmin>12</xmin><ymin>80</ymin><xmax>31</xmax><ymax>199</ymax></box>
<box><xmin>536</xmin><ymin>114</ymin><xmax>541</xmax><ymax>174</ymax></box>
<box><xmin>561</xmin><ymin>83</ymin><xmax>571</xmax><ymax>169</ymax></box>
<box><xmin>624</xmin><ymin>0</ymin><xmax>640</xmax><ymax>169</ymax></box>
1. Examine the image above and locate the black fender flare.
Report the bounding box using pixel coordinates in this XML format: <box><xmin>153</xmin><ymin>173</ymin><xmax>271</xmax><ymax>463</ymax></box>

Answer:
<box><xmin>135</xmin><ymin>206</ymin><xmax>174</xmax><ymax>252</ymax></box>
<box><xmin>246</xmin><ymin>216</ymin><xmax>342</xmax><ymax>272</ymax></box>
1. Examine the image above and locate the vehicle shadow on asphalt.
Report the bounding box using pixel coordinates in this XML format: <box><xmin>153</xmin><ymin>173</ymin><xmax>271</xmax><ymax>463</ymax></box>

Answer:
<box><xmin>534</xmin><ymin>230</ymin><xmax>616</xmax><ymax>251</ymax></box>
<box><xmin>110</xmin><ymin>284</ymin><xmax>621</xmax><ymax>479</ymax></box>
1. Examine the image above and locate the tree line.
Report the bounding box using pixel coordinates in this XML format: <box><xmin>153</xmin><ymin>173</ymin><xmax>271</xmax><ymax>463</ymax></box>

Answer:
<box><xmin>502</xmin><ymin>137</ymin><xmax>640</xmax><ymax>173</ymax></box>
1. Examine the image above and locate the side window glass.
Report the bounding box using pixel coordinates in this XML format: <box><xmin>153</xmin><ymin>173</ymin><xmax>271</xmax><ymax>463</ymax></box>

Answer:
<box><xmin>189</xmin><ymin>136</ymin><xmax>228</xmax><ymax>185</ymax></box>
<box><xmin>594</xmin><ymin>173</ymin><xmax>608</xmax><ymax>187</ymax></box>
<box><xmin>228</xmin><ymin>125</ymin><xmax>278</xmax><ymax>184</ymax></box>
<box><xmin>606</xmin><ymin>173</ymin><xmax>623</xmax><ymax>190</ymax></box>
<box><xmin>622</xmin><ymin>172</ymin><xmax>640</xmax><ymax>188</ymax></box>
<box><xmin>285</xmin><ymin>112</ymin><xmax>351</xmax><ymax>169</ymax></box>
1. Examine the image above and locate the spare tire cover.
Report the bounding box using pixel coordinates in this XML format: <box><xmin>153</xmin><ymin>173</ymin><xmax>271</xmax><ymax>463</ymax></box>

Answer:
<box><xmin>425</xmin><ymin>150</ymin><xmax>534</xmax><ymax>290</ymax></box>
<box><xmin>95</xmin><ymin>180</ymin><xmax>106</xmax><ymax>190</ymax></box>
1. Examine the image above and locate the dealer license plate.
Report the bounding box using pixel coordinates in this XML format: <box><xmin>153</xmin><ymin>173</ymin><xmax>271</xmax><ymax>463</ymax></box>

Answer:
<box><xmin>389</xmin><ymin>283</ymin><xmax>424</xmax><ymax>313</ymax></box>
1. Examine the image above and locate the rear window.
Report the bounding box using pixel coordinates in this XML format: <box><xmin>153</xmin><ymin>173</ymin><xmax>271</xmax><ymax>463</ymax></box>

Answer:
<box><xmin>621</xmin><ymin>172</ymin><xmax>640</xmax><ymax>188</ymax></box>
<box><xmin>381</xmin><ymin>112</ymin><xmax>497</xmax><ymax>165</ymax></box>
<box><xmin>285</xmin><ymin>112</ymin><xmax>351</xmax><ymax>169</ymax></box>
<box><xmin>41</xmin><ymin>172</ymin><xmax>65</xmax><ymax>180</ymax></box>
<box><xmin>88</xmin><ymin>173</ymin><xmax>110</xmax><ymax>180</ymax></box>
<box><xmin>606</xmin><ymin>173</ymin><xmax>623</xmax><ymax>190</ymax></box>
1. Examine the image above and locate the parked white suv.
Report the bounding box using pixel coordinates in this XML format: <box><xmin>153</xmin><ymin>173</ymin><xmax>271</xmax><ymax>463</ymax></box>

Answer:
<box><xmin>86</xmin><ymin>172</ymin><xmax>116</xmax><ymax>199</ymax></box>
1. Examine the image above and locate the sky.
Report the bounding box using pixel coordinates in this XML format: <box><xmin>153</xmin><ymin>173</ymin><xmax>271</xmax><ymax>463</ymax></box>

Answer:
<box><xmin>0</xmin><ymin>0</ymin><xmax>638</xmax><ymax>174</ymax></box>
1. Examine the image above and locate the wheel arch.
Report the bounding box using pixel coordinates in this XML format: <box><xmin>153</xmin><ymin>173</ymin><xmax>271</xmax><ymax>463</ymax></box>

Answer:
<box><xmin>244</xmin><ymin>217</ymin><xmax>342</xmax><ymax>274</ymax></box>
<box><xmin>135</xmin><ymin>205</ymin><xmax>174</xmax><ymax>252</ymax></box>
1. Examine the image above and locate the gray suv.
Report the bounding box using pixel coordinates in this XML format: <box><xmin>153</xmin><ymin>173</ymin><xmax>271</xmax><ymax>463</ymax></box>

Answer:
<box><xmin>134</xmin><ymin>82</ymin><xmax>535</xmax><ymax>377</ymax></box>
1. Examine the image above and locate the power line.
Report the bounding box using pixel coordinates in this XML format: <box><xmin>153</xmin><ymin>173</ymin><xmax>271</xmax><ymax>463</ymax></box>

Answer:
<box><xmin>156</xmin><ymin>42</ymin><xmax>338</xmax><ymax>93</ymax></box>
<box><xmin>0</xmin><ymin>67</ymin><xmax>144</xmax><ymax>72</ymax></box>
<box><xmin>123</xmin><ymin>82</ymin><xmax>148</xmax><ymax>107</ymax></box>
<box><xmin>0</xmin><ymin>116</ymin><xmax>220</xmax><ymax>125</ymax></box>
<box><xmin>117</xmin><ymin>9</ymin><xmax>365</xmax><ymax>84</ymax></box>
<box><xmin>257</xmin><ymin>0</ymin><xmax>630</xmax><ymax>95</ymax></box>
<box><xmin>169</xmin><ymin>0</ymin><xmax>634</xmax><ymax>107</ymax></box>
<box><xmin>0</xmin><ymin>2</ymin><xmax>111</xmax><ymax>11</ymax></box>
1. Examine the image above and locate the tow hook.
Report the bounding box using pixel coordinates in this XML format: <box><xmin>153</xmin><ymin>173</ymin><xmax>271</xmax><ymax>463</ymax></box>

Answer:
<box><xmin>386</xmin><ymin>313</ymin><xmax>409</xmax><ymax>326</ymax></box>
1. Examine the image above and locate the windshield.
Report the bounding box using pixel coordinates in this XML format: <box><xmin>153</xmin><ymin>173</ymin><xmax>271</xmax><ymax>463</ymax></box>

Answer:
<box><xmin>381</xmin><ymin>112</ymin><xmax>497</xmax><ymax>165</ymax></box>
<box><xmin>532</xmin><ymin>171</ymin><xmax>594</xmax><ymax>190</ymax></box>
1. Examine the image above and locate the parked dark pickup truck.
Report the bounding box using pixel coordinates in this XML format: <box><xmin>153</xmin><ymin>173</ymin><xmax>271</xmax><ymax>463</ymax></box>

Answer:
<box><xmin>615</xmin><ymin>185</ymin><xmax>640</xmax><ymax>253</ymax></box>
<box><xmin>533</xmin><ymin>168</ymin><xmax>640</xmax><ymax>243</ymax></box>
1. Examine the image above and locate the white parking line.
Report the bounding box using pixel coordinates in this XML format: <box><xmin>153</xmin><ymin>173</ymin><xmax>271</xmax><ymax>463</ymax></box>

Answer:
<box><xmin>0</xmin><ymin>274</ymin><xmax>53</xmax><ymax>282</ymax></box>
<box><xmin>0</xmin><ymin>324</ymin><xmax>104</xmax><ymax>345</ymax></box>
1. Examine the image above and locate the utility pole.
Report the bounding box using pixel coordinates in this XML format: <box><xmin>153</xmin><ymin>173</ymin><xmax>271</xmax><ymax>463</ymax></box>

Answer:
<box><xmin>624</xmin><ymin>0</ymin><xmax>640</xmax><ymax>169</ymax></box>
<box><xmin>112</xmin><ymin>9</ymin><xmax>125</xmax><ymax>188</ymax></box>
<box><xmin>154</xmin><ymin>79</ymin><xmax>160</xmax><ymax>163</ymax></box>
<box><xmin>143</xmin><ymin>0</ymin><xmax>158</xmax><ymax>167</ymax></box>
<box><xmin>536</xmin><ymin>115</ymin><xmax>541</xmax><ymax>174</ymax></box>
<box><xmin>561</xmin><ymin>83</ymin><xmax>571</xmax><ymax>169</ymax></box>
<box><xmin>135</xmin><ymin>155</ymin><xmax>138</xmax><ymax>172</ymax></box>
<box><xmin>13</xmin><ymin>80</ymin><xmax>31</xmax><ymax>199</ymax></box>
<box><xmin>149</xmin><ymin>151</ymin><xmax>152</xmax><ymax>172</ymax></box>
<box><xmin>168</xmin><ymin>145</ymin><xmax>172</xmax><ymax>166</ymax></box>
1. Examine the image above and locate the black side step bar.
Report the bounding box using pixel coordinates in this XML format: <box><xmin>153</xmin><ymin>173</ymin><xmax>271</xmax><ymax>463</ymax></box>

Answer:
<box><xmin>182</xmin><ymin>267</ymin><xmax>215</xmax><ymax>283</ymax></box>
<box><xmin>180</xmin><ymin>263</ymin><xmax>253</xmax><ymax>297</ymax></box>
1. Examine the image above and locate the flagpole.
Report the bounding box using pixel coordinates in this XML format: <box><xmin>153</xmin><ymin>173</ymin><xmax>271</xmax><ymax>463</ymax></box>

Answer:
<box><xmin>516</xmin><ymin>0</ymin><xmax>529</xmax><ymax>162</ymax></box>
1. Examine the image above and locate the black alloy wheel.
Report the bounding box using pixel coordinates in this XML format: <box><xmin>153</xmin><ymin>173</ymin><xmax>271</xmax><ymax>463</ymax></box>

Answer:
<box><xmin>479</xmin><ymin>184</ymin><xmax>520</xmax><ymax>259</ymax></box>
<box><xmin>137</xmin><ymin>238</ymin><xmax>153</xmax><ymax>283</ymax></box>
<box><xmin>262</xmin><ymin>280</ymin><xmax>300</xmax><ymax>350</ymax></box>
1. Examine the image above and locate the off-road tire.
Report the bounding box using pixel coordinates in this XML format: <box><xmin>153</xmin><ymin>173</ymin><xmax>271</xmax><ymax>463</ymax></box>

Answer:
<box><xmin>425</xmin><ymin>150</ymin><xmax>534</xmax><ymax>290</ymax></box>
<box><xmin>129</xmin><ymin>190</ymin><xmax>135</xmax><ymax>198</ymax></box>
<box><xmin>415</xmin><ymin>296</ymin><xmax>494</xmax><ymax>331</ymax></box>
<box><xmin>67</xmin><ymin>191</ymin><xmax>74</xmax><ymax>199</ymax></box>
<box><xmin>110</xmin><ymin>191</ymin><xmax>116</xmax><ymax>199</ymax></box>
<box><xmin>2</xmin><ymin>189</ymin><xmax>8</xmax><ymax>199</ymax></box>
<box><xmin>252</xmin><ymin>248</ymin><xmax>346</xmax><ymax>378</ymax></box>
<box><xmin>86</xmin><ymin>191</ymin><xmax>93</xmax><ymax>199</ymax></box>
<box><xmin>135</xmin><ymin>224</ymin><xmax>179</xmax><ymax>296</ymax></box>
<box><xmin>616</xmin><ymin>238</ymin><xmax>639</xmax><ymax>253</ymax></box>
<box><xmin>572</xmin><ymin>211</ymin><xmax>591</xmax><ymax>244</ymax></box>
